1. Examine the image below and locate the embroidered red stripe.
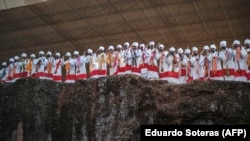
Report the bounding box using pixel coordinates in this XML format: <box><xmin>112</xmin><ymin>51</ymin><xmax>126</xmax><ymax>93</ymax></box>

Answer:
<box><xmin>167</xmin><ymin>72</ymin><xmax>179</xmax><ymax>78</ymax></box>
<box><xmin>76</xmin><ymin>74</ymin><xmax>87</xmax><ymax>79</ymax></box>
<box><xmin>147</xmin><ymin>65</ymin><xmax>158</xmax><ymax>72</ymax></box>
<box><xmin>235</xmin><ymin>70</ymin><xmax>247</xmax><ymax>77</ymax></box>
<box><xmin>210</xmin><ymin>70</ymin><xmax>224</xmax><ymax>77</ymax></box>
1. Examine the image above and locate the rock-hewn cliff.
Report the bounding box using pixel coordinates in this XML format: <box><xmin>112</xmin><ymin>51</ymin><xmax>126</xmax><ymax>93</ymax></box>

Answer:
<box><xmin>1</xmin><ymin>75</ymin><xmax>250</xmax><ymax>141</ymax></box>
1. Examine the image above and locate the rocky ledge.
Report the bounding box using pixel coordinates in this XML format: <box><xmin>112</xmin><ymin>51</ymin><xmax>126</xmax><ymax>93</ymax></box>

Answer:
<box><xmin>0</xmin><ymin>75</ymin><xmax>250</xmax><ymax>141</ymax></box>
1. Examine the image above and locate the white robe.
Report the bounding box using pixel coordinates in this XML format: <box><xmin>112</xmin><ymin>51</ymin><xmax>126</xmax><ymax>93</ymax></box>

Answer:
<box><xmin>166</xmin><ymin>54</ymin><xmax>180</xmax><ymax>84</ymax></box>
<box><xmin>138</xmin><ymin>49</ymin><xmax>150</xmax><ymax>78</ymax></box>
<box><xmin>44</xmin><ymin>57</ymin><xmax>55</xmax><ymax>80</ymax></box>
<box><xmin>158</xmin><ymin>51</ymin><xmax>169</xmax><ymax>80</ymax></box>
<box><xmin>13</xmin><ymin>61</ymin><xmax>21</xmax><ymax>81</ymax></box>
<box><xmin>246</xmin><ymin>48</ymin><xmax>250</xmax><ymax>82</ymax></box>
<box><xmin>178</xmin><ymin>54</ymin><xmax>189</xmax><ymax>83</ymax></box>
<box><xmin>207</xmin><ymin>52</ymin><xmax>225</xmax><ymax>81</ymax></box>
<box><xmin>35</xmin><ymin>56</ymin><xmax>46</xmax><ymax>79</ymax></box>
<box><xmin>87</xmin><ymin>54</ymin><xmax>101</xmax><ymax>78</ymax></box>
<box><xmin>25</xmin><ymin>58</ymin><xmax>37</xmax><ymax>78</ymax></box>
<box><xmin>0</xmin><ymin>67</ymin><xmax>8</xmax><ymax>83</ymax></box>
<box><xmin>6</xmin><ymin>63</ymin><xmax>14</xmax><ymax>82</ymax></box>
<box><xmin>190</xmin><ymin>55</ymin><xmax>203</xmax><ymax>80</ymax></box>
<box><xmin>116</xmin><ymin>50</ymin><xmax>127</xmax><ymax>75</ymax></box>
<box><xmin>147</xmin><ymin>48</ymin><xmax>159</xmax><ymax>79</ymax></box>
<box><xmin>74</xmin><ymin>55</ymin><xmax>88</xmax><ymax>80</ymax></box>
<box><xmin>97</xmin><ymin>52</ymin><xmax>107</xmax><ymax>77</ymax></box>
<box><xmin>199</xmin><ymin>54</ymin><xmax>210</xmax><ymax>81</ymax></box>
<box><xmin>232</xmin><ymin>47</ymin><xmax>247</xmax><ymax>82</ymax></box>
<box><xmin>122</xmin><ymin>49</ymin><xmax>132</xmax><ymax>74</ymax></box>
<box><xmin>18</xmin><ymin>59</ymin><xmax>29</xmax><ymax>78</ymax></box>
<box><xmin>130</xmin><ymin>49</ymin><xmax>141</xmax><ymax>76</ymax></box>
<box><xmin>52</xmin><ymin>58</ymin><xmax>63</xmax><ymax>82</ymax></box>
<box><xmin>63</xmin><ymin>58</ymin><xmax>76</xmax><ymax>83</ymax></box>
<box><xmin>106</xmin><ymin>52</ymin><xmax>118</xmax><ymax>76</ymax></box>
<box><xmin>221</xmin><ymin>48</ymin><xmax>235</xmax><ymax>81</ymax></box>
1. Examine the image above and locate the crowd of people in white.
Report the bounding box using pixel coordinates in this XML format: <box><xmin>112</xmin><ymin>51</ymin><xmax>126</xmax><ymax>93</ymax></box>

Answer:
<box><xmin>1</xmin><ymin>39</ymin><xmax>250</xmax><ymax>84</ymax></box>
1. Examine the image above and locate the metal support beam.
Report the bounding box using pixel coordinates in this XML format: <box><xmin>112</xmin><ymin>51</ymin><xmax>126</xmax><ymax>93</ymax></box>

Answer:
<box><xmin>192</xmin><ymin>0</ymin><xmax>215</xmax><ymax>44</ymax></box>
<box><xmin>110</xmin><ymin>0</ymin><xmax>145</xmax><ymax>43</ymax></box>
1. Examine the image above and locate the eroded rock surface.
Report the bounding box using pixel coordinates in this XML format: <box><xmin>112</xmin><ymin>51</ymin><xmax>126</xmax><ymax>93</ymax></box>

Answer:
<box><xmin>0</xmin><ymin>75</ymin><xmax>250</xmax><ymax>141</ymax></box>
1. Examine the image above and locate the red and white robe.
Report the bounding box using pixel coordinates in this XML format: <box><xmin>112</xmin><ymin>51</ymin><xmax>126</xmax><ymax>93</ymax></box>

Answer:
<box><xmin>13</xmin><ymin>61</ymin><xmax>22</xmax><ymax>81</ymax></box>
<box><xmin>246</xmin><ymin>48</ymin><xmax>250</xmax><ymax>82</ymax></box>
<box><xmin>44</xmin><ymin>57</ymin><xmax>55</xmax><ymax>80</ymax></box>
<box><xmin>190</xmin><ymin>55</ymin><xmax>203</xmax><ymax>81</ymax></box>
<box><xmin>221</xmin><ymin>48</ymin><xmax>235</xmax><ymax>81</ymax></box>
<box><xmin>18</xmin><ymin>59</ymin><xmax>29</xmax><ymax>78</ymax></box>
<box><xmin>53</xmin><ymin>58</ymin><xmax>63</xmax><ymax>82</ymax></box>
<box><xmin>63</xmin><ymin>58</ymin><xmax>76</xmax><ymax>83</ymax></box>
<box><xmin>0</xmin><ymin>67</ymin><xmax>8</xmax><ymax>83</ymax></box>
<box><xmin>207</xmin><ymin>52</ymin><xmax>225</xmax><ymax>81</ymax></box>
<box><xmin>183</xmin><ymin>55</ymin><xmax>193</xmax><ymax>83</ymax></box>
<box><xmin>89</xmin><ymin>53</ymin><xmax>107</xmax><ymax>78</ymax></box>
<box><xmin>122</xmin><ymin>48</ymin><xmax>132</xmax><ymax>74</ymax></box>
<box><xmin>106</xmin><ymin>52</ymin><xmax>117</xmax><ymax>76</ymax></box>
<box><xmin>112</xmin><ymin>51</ymin><xmax>120</xmax><ymax>75</ymax></box>
<box><xmin>96</xmin><ymin>53</ymin><xmax>107</xmax><ymax>78</ymax></box>
<box><xmin>233</xmin><ymin>47</ymin><xmax>247</xmax><ymax>82</ymax></box>
<box><xmin>139</xmin><ymin>49</ymin><xmax>149</xmax><ymax>78</ymax></box>
<box><xmin>147</xmin><ymin>48</ymin><xmax>159</xmax><ymax>79</ymax></box>
<box><xmin>88</xmin><ymin>54</ymin><xmax>98</xmax><ymax>78</ymax></box>
<box><xmin>116</xmin><ymin>50</ymin><xmax>126</xmax><ymax>75</ymax></box>
<box><xmin>158</xmin><ymin>51</ymin><xmax>168</xmax><ymax>80</ymax></box>
<box><xmin>178</xmin><ymin>55</ymin><xmax>189</xmax><ymax>83</ymax></box>
<box><xmin>35</xmin><ymin>56</ymin><xmax>46</xmax><ymax>79</ymax></box>
<box><xmin>199</xmin><ymin>54</ymin><xmax>210</xmax><ymax>81</ymax></box>
<box><xmin>130</xmin><ymin>49</ymin><xmax>141</xmax><ymax>76</ymax></box>
<box><xmin>166</xmin><ymin>54</ymin><xmax>180</xmax><ymax>84</ymax></box>
<box><xmin>6</xmin><ymin>63</ymin><xmax>14</xmax><ymax>82</ymax></box>
<box><xmin>25</xmin><ymin>59</ymin><xmax>37</xmax><ymax>78</ymax></box>
<box><xmin>75</xmin><ymin>55</ymin><xmax>87</xmax><ymax>80</ymax></box>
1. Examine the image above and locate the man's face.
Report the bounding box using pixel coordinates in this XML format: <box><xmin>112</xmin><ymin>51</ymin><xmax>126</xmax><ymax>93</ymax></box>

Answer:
<box><xmin>210</xmin><ymin>48</ymin><xmax>215</xmax><ymax>52</ymax></box>
<box><xmin>245</xmin><ymin>44</ymin><xmax>249</xmax><ymax>48</ymax></box>
<box><xmin>99</xmin><ymin>49</ymin><xmax>104</xmax><ymax>53</ymax></box>
<box><xmin>122</xmin><ymin>46</ymin><xmax>126</xmax><ymax>50</ymax></box>
<box><xmin>109</xmin><ymin>49</ymin><xmax>114</xmax><ymax>53</ymax></box>
<box><xmin>234</xmin><ymin>44</ymin><xmax>239</xmax><ymax>48</ymax></box>
<box><xmin>139</xmin><ymin>46</ymin><xmax>144</xmax><ymax>51</ymax></box>
<box><xmin>221</xmin><ymin>47</ymin><xmax>226</xmax><ymax>50</ymax></box>
<box><xmin>124</xmin><ymin>45</ymin><xmax>129</xmax><ymax>49</ymax></box>
<box><xmin>193</xmin><ymin>51</ymin><xmax>198</xmax><ymax>55</ymax></box>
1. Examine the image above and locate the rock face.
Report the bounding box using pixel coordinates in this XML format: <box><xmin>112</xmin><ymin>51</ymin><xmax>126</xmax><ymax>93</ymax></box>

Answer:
<box><xmin>0</xmin><ymin>75</ymin><xmax>250</xmax><ymax>141</ymax></box>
